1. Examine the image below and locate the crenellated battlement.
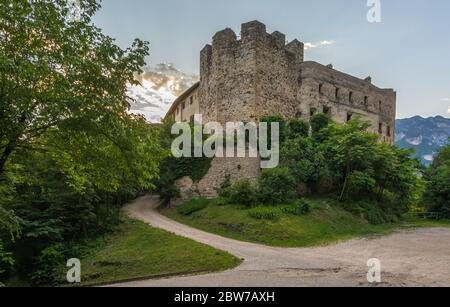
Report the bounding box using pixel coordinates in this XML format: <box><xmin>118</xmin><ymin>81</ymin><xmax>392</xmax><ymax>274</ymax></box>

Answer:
<box><xmin>202</xmin><ymin>21</ymin><xmax>305</xmax><ymax>74</ymax></box>
<box><xmin>212</xmin><ymin>28</ymin><xmax>237</xmax><ymax>48</ymax></box>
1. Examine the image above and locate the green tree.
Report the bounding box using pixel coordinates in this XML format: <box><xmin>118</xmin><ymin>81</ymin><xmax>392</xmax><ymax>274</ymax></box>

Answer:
<box><xmin>424</xmin><ymin>145</ymin><xmax>450</xmax><ymax>218</ymax></box>
<box><xmin>0</xmin><ymin>0</ymin><xmax>167</xmax><ymax>284</ymax></box>
<box><xmin>0</xmin><ymin>0</ymin><xmax>149</xmax><ymax>176</ymax></box>
<box><xmin>320</xmin><ymin>118</ymin><xmax>419</xmax><ymax>207</ymax></box>
<box><xmin>287</xmin><ymin>119</ymin><xmax>310</xmax><ymax>139</ymax></box>
<box><xmin>321</xmin><ymin>119</ymin><xmax>378</xmax><ymax>200</ymax></box>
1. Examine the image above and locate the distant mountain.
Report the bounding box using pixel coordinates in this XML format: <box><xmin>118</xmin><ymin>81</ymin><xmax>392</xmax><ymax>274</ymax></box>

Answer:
<box><xmin>395</xmin><ymin>116</ymin><xmax>450</xmax><ymax>165</ymax></box>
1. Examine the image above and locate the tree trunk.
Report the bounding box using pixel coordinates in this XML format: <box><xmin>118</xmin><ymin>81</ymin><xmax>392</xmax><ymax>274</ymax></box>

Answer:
<box><xmin>339</xmin><ymin>164</ymin><xmax>350</xmax><ymax>201</ymax></box>
<box><xmin>0</xmin><ymin>112</ymin><xmax>26</xmax><ymax>176</ymax></box>
<box><xmin>0</xmin><ymin>142</ymin><xmax>14</xmax><ymax>176</ymax></box>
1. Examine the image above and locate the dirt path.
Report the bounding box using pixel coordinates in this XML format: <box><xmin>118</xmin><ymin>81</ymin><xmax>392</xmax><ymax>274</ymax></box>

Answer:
<box><xmin>114</xmin><ymin>194</ymin><xmax>450</xmax><ymax>287</ymax></box>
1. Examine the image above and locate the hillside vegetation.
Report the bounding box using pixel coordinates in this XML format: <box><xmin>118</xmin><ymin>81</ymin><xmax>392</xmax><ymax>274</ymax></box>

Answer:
<box><xmin>68</xmin><ymin>218</ymin><xmax>241</xmax><ymax>286</ymax></box>
<box><xmin>162</xmin><ymin>198</ymin><xmax>450</xmax><ymax>248</ymax></box>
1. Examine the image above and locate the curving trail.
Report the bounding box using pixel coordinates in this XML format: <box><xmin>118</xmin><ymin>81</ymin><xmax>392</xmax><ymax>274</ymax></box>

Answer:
<box><xmin>111</xmin><ymin>194</ymin><xmax>450</xmax><ymax>287</ymax></box>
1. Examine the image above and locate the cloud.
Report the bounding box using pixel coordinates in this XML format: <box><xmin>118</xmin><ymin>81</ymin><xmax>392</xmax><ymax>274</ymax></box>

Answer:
<box><xmin>304</xmin><ymin>40</ymin><xmax>336</xmax><ymax>50</ymax></box>
<box><xmin>448</xmin><ymin>106</ymin><xmax>450</xmax><ymax>114</ymax></box>
<box><xmin>441</xmin><ymin>98</ymin><xmax>450</xmax><ymax>102</ymax></box>
<box><xmin>127</xmin><ymin>64</ymin><xmax>199</xmax><ymax>122</ymax></box>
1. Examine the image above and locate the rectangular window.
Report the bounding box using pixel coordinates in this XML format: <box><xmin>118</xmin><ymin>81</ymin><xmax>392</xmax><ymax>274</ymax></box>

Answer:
<box><xmin>335</xmin><ymin>88</ymin><xmax>340</xmax><ymax>99</ymax></box>
<box><xmin>387</xmin><ymin>126</ymin><xmax>391</xmax><ymax>137</ymax></box>
<box><xmin>349</xmin><ymin>92</ymin><xmax>353</xmax><ymax>103</ymax></box>
<box><xmin>182</xmin><ymin>102</ymin><xmax>186</xmax><ymax>110</ymax></box>
<box><xmin>323</xmin><ymin>106</ymin><xmax>331</xmax><ymax>115</ymax></box>
<box><xmin>379</xmin><ymin>123</ymin><xmax>383</xmax><ymax>134</ymax></box>
<box><xmin>364</xmin><ymin>96</ymin><xmax>368</xmax><ymax>106</ymax></box>
<box><xmin>190</xmin><ymin>96</ymin><xmax>194</xmax><ymax>105</ymax></box>
<box><xmin>319</xmin><ymin>84</ymin><xmax>323</xmax><ymax>94</ymax></box>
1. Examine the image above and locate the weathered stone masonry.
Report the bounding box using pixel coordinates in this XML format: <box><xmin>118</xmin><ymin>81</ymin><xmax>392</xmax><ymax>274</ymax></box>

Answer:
<box><xmin>166</xmin><ymin>20</ymin><xmax>397</xmax><ymax>198</ymax></box>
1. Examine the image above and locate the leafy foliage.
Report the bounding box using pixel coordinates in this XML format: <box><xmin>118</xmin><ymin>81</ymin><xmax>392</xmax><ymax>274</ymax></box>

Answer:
<box><xmin>228</xmin><ymin>180</ymin><xmax>258</xmax><ymax>208</ymax></box>
<box><xmin>310</xmin><ymin>113</ymin><xmax>331</xmax><ymax>138</ymax></box>
<box><xmin>217</xmin><ymin>174</ymin><xmax>232</xmax><ymax>199</ymax></box>
<box><xmin>0</xmin><ymin>0</ymin><xmax>167</xmax><ymax>284</ymax></box>
<box><xmin>424</xmin><ymin>145</ymin><xmax>450</xmax><ymax>218</ymax></box>
<box><xmin>258</xmin><ymin>167</ymin><xmax>296</xmax><ymax>205</ymax></box>
<box><xmin>297</xmin><ymin>199</ymin><xmax>311</xmax><ymax>215</ymax></box>
<box><xmin>287</xmin><ymin>119</ymin><xmax>310</xmax><ymax>139</ymax></box>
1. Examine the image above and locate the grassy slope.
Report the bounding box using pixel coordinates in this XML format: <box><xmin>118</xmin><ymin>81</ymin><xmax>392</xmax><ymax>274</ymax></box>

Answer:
<box><xmin>161</xmin><ymin>199</ymin><xmax>450</xmax><ymax>248</ymax></box>
<box><xmin>74</xmin><ymin>218</ymin><xmax>241</xmax><ymax>286</ymax></box>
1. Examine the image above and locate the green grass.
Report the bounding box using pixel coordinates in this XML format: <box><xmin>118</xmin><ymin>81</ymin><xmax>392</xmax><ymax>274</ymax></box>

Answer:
<box><xmin>161</xmin><ymin>198</ymin><xmax>450</xmax><ymax>248</ymax></box>
<box><xmin>71</xmin><ymin>218</ymin><xmax>241</xmax><ymax>286</ymax></box>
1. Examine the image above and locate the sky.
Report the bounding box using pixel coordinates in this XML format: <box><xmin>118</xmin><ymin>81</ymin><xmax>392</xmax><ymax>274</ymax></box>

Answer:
<box><xmin>92</xmin><ymin>0</ymin><xmax>450</xmax><ymax>119</ymax></box>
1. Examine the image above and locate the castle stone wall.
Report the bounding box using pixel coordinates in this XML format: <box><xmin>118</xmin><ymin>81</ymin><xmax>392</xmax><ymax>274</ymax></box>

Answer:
<box><xmin>198</xmin><ymin>20</ymin><xmax>396</xmax><ymax>143</ymax></box>
<box><xmin>168</xmin><ymin>20</ymin><xmax>397</xmax><ymax>200</ymax></box>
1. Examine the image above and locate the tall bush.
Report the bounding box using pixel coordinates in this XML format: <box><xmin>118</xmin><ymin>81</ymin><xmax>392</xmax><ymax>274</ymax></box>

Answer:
<box><xmin>258</xmin><ymin>167</ymin><xmax>296</xmax><ymax>205</ymax></box>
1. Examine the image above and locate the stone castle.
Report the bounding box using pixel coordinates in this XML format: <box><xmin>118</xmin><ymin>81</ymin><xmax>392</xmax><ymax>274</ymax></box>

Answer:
<box><xmin>166</xmin><ymin>20</ymin><xmax>396</xmax><ymax>199</ymax></box>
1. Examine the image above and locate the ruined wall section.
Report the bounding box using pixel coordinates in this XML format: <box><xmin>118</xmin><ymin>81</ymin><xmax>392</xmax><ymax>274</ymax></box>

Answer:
<box><xmin>298</xmin><ymin>61</ymin><xmax>396</xmax><ymax>143</ymax></box>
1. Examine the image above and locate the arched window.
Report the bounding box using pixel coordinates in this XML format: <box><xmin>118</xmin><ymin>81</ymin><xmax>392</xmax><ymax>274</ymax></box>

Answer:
<box><xmin>347</xmin><ymin>112</ymin><xmax>353</xmax><ymax>122</ymax></box>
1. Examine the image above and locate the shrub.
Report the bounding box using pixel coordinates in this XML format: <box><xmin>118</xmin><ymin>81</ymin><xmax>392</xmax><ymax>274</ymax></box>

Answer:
<box><xmin>310</xmin><ymin>113</ymin><xmax>331</xmax><ymax>135</ymax></box>
<box><xmin>258</xmin><ymin>167</ymin><xmax>296</xmax><ymax>205</ymax></box>
<box><xmin>177</xmin><ymin>198</ymin><xmax>209</xmax><ymax>216</ymax></box>
<box><xmin>280</xmin><ymin>200</ymin><xmax>311</xmax><ymax>216</ymax></box>
<box><xmin>298</xmin><ymin>199</ymin><xmax>311</xmax><ymax>215</ymax></box>
<box><xmin>424</xmin><ymin>145</ymin><xmax>450</xmax><ymax>219</ymax></box>
<box><xmin>0</xmin><ymin>240</ymin><xmax>14</xmax><ymax>284</ymax></box>
<box><xmin>247</xmin><ymin>207</ymin><xmax>280</xmax><ymax>221</ymax></box>
<box><xmin>228</xmin><ymin>180</ymin><xmax>258</xmax><ymax>208</ymax></box>
<box><xmin>287</xmin><ymin>119</ymin><xmax>310</xmax><ymax>139</ymax></box>
<box><xmin>159</xmin><ymin>182</ymin><xmax>180</xmax><ymax>206</ymax></box>
<box><xmin>217</xmin><ymin>174</ymin><xmax>232</xmax><ymax>199</ymax></box>
<box><xmin>29</xmin><ymin>243</ymin><xmax>66</xmax><ymax>285</ymax></box>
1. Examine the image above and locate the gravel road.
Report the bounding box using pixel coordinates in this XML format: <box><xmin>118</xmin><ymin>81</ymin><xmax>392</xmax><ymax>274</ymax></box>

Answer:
<box><xmin>111</xmin><ymin>195</ymin><xmax>450</xmax><ymax>287</ymax></box>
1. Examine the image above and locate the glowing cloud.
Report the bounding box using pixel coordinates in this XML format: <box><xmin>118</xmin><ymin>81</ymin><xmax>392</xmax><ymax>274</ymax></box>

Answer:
<box><xmin>127</xmin><ymin>64</ymin><xmax>199</xmax><ymax>122</ymax></box>
<box><xmin>304</xmin><ymin>40</ymin><xmax>336</xmax><ymax>50</ymax></box>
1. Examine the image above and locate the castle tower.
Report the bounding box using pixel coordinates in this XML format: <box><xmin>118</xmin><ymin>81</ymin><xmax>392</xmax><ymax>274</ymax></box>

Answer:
<box><xmin>199</xmin><ymin>20</ymin><xmax>305</xmax><ymax>123</ymax></box>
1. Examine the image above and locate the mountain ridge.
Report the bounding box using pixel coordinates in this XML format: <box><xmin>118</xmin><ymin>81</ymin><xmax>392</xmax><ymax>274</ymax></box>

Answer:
<box><xmin>395</xmin><ymin>116</ymin><xmax>450</xmax><ymax>165</ymax></box>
